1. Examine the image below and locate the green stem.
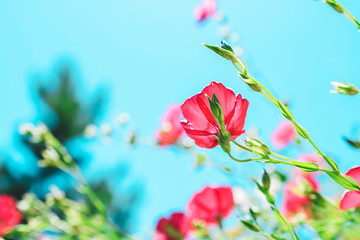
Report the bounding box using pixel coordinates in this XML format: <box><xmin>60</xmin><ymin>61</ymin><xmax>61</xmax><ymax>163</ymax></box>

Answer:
<box><xmin>227</xmin><ymin>152</ymin><xmax>262</xmax><ymax>163</ymax></box>
<box><xmin>229</xmin><ymin>138</ymin><xmax>253</xmax><ymax>152</ymax></box>
<box><xmin>258</xmin><ymin>229</ymin><xmax>277</xmax><ymax>240</ymax></box>
<box><xmin>272</xmin><ymin>205</ymin><xmax>299</xmax><ymax>240</ymax></box>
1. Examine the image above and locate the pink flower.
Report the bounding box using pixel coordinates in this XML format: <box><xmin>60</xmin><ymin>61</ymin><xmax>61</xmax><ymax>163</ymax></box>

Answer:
<box><xmin>155</xmin><ymin>104</ymin><xmax>184</xmax><ymax>146</ymax></box>
<box><xmin>0</xmin><ymin>195</ymin><xmax>22</xmax><ymax>236</ymax></box>
<box><xmin>186</xmin><ymin>186</ymin><xmax>234</xmax><ymax>225</ymax></box>
<box><xmin>181</xmin><ymin>82</ymin><xmax>249</xmax><ymax>148</ymax></box>
<box><xmin>193</xmin><ymin>0</ymin><xmax>217</xmax><ymax>22</ymax></box>
<box><xmin>270</xmin><ymin>121</ymin><xmax>296</xmax><ymax>149</ymax></box>
<box><xmin>155</xmin><ymin>212</ymin><xmax>190</xmax><ymax>240</ymax></box>
<box><xmin>340</xmin><ymin>166</ymin><xmax>360</xmax><ymax>210</ymax></box>
<box><xmin>282</xmin><ymin>174</ymin><xmax>319</xmax><ymax>219</ymax></box>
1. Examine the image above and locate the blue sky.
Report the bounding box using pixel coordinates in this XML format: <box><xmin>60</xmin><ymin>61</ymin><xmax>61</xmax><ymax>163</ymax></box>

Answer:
<box><xmin>1</xmin><ymin>0</ymin><xmax>360</xmax><ymax>235</ymax></box>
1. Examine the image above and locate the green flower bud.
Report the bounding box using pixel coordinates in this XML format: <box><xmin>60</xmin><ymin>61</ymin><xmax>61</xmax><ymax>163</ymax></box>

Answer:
<box><xmin>325</xmin><ymin>0</ymin><xmax>343</xmax><ymax>13</ymax></box>
<box><xmin>331</xmin><ymin>81</ymin><xmax>359</xmax><ymax>95</ymax></box>
<box><xmin>203</xmin><ymin>43</ymin><xmax>238</xmax><ymax>62</ymax></box>
<box><xmin>277</xmin><ymin>100</ymin><xmax>293</xmax><ymax>120</ymax></box>
<box><xmin>245</xmin><ymin>138</ymin><xmax>271</xmax><ymax>157</ymax></box>
<box><xmin>238</xmin><ymin>73</ymin><xmax>262</xmax><ymax>92</ymax></box>
<box><xmin>262</xmin><ymin>170</ymin><xmax>271</xmax><ymax>192</ymax></box>
<box><xmin>241</xmin><ymin>220</ymin><xmax>260</xmax><ymax>232</ymax></box>
<box><xmin>321</xmin><ymin>155</ymin><xmax>340</xmax><ymax>173</ymax></box>
<box><xmin>220</xmin><ymin>40</ymin><xmax>234</xmax><ymax>53</ymax></box>
<box><xmin>291</xmin><ymin>121</ymin><xmax>309</xmax><ymax>139</ymax></box>
<box><xmin>293</xmin><ymin>161</ymin><xmax>319</xmax><ymax>172</ymax></box>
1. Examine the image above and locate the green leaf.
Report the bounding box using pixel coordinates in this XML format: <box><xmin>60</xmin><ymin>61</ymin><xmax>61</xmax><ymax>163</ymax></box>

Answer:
<box><xmin>327</xmin><ymin>172</ymin><xmax>360</xmax><ymax>191</ymax></box>
<box><xmin>241</xmin><ymin>220</ymin><xmax>260</xmax><ymax>232</ymax></box>
<box><xmin>203</xmin><ymin>43</ymin><xmax>238</xmax><ymax>62</ymax></box>
<box><xmin>344</xmin><ymin>137</ymin><xmax>360</xmax><ymax>149</ymax></box>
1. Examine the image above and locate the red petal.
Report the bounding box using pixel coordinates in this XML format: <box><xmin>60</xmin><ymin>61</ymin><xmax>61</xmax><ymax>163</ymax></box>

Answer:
<box><xmin>227</xmin><ymin>94</ymin><xmax>249</xmax><ymax>137</ymax></box>
<box><xmin>181</xmin><ymin>96</ymin><xmax>211</xmax><ymax>131</ymax></box>
<box><xmin>200</xmin><ymin>82</ymin><xmax>236</xmax><ymax>120</ymax></box>
<box><xmin>340</xmin><ymin>190</ymin><xmax>360</xmax><ymax>210</ymax></box>
<box><xmin>345</xmin><ymin>166</ymin><xmax>360</xmax><ymax>185</ymax></box>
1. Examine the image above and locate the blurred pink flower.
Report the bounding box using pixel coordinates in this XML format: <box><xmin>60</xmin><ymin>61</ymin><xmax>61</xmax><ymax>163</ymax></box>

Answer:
<box><xmin>181</xmin><ymin>82</ymin><xmax>249</xmax><ymax>148</ymax></box>
<box><xmin>155</xmin><ymin>104</ymin><xmax>184</xmax><ymax>146</ymax></box>
<box><xmin>340</xmin><ymin>166</ymin><xmax>360</xmax><ymax>210</ymax></box>
<box><xmin>282</xmin><ymin>173</ymin><xmax>319</xmax><ymax>219</ymax></box>
<box><xmin>155</xmin><ymin>212</ymin><xmax>190</xmax><ymax>240</ymax></box>
<box><xmin>0</xmin><ymin>195</ymin><xmax>22</xmax><ymax>237</ymax></box>
<box><xmin>193</xmin><ymin>0</ymin><xmax>217</xmax><ymax>22</ymax></box>
<box><xmin>270</xmin><ymin>121</ymin><xmax>296</xmax><ymax>149</ymax></box>
<box><xmin>186</xmin><ymin>186</ymin><xmax>234</xmax><ymax>225</ymax></box>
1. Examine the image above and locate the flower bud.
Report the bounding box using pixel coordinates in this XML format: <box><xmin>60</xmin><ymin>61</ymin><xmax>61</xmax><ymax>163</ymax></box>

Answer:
<box><xmin>293</xmin><ymin>161</ymin><xmax>319</xmax><ymax>172</ymax></box>
<box><xmin>241</xmin><ymin>220</ymin><xmax>260</xmax><ymax>232</ymax></box>
<box><xmin>325</xmin><ymin>0</ymin><xmax>343</xmax><ymax>13</ymax></box>
<box><xmin>331</xmin><ymin>81</ymin><xmax>359</xmax><ymax>95</ymax></box>
<box><xmin>203</xmin><ymin>42</ymin><xmax>238</xmax><ymax>62</ymax></box>
<box><xmin>291</xmin><ymin>121</ymin><xmax>309</xmax><ymax>139</ymax></box>
<box><xmin>277</xmin><ymin>100</ymin><xmax>293</xmax><ymax>121</ymax></box>
<box><xmin>238</xmin><ymin>73</ymin><xmax>262</xmax><ymax>92</ymax></box>
<box><xmin>262</xmin><ymin>170</ymin><xmax>271</xmax><ymax>192</ymax></box>
<box><xmin>245</xmin><ymin>138</ymin><xmax>271</xmax><ymax>157</ymax></box>
<box><xmin>220</xmin><ymin>40</ymin><xmax>234</xmax><ymax>53</ymax></box>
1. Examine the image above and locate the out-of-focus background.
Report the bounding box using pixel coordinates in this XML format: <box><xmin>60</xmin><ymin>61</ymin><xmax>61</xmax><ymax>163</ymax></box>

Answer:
<box><xmin>1</xmin><ymin>0</ymin><xmax>360</xmax><ymax>235</ymax></box>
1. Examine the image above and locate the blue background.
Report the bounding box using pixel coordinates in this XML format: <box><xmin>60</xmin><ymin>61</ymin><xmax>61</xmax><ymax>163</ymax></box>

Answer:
<box><xmin>0</xmin><ymin>0</ymin><xmax>360</xmax><ymax>235</ymax></box>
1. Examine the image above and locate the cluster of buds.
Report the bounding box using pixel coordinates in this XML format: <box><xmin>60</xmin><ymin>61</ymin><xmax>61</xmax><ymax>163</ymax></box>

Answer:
<box><xmin>18</xmin><ymin>123</ymin><xmax>48</xmax><ymax>143</ymax></box>
<box><xmin>331</xmin><ymin>81</ymin><xmax>359</xmax><ymax>96</ymax></box>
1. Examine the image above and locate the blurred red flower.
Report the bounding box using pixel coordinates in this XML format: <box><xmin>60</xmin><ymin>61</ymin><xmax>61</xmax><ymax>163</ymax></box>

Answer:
<box><xmin>193</xmin><ymin>0</ymin><xmax>217</xmax><ymax>22</ymax></box>
<box><xmin>270</xmin><ymin>121</ymin><xmax>296</xmax><ymax>149</ymax></box>
<box><xmin>181</xmin><ymin>82</ymin><xmax>249</xmax><ymax>148</ymax></box>
<box><xmin>282</xmin><ymin>173</ymin><xmax>319</xmax><ymax>219</ymax></box>
<box><xmin>0</xmin><ymin>195</ymin><xmax>22</xmax><ymax>237</ymax></box>
<box><xmin>155</xmin><ymin>104</ymin><xmax>184</xmax><ymax>146</ymax></box>
<box><xmin>186</xmin><ymin>186</ymin><xmax>234</xmax><ymax>225</ymax></box>
<box><xmin>340</xmin><ymin>166</ymin><xmax>360</xmax><ymax>210</ymax></box>
<box><xmin>155</xmin><ymin>212</ymin><xmax>190</xmax><ymax>240</ymax></box>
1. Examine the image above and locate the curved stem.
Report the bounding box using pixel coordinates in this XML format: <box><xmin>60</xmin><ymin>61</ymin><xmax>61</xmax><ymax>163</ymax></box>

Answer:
<box><xmin>228</xmin><ymin>152</ymin><xmax>262</xmax><ymax>162</ymax></box>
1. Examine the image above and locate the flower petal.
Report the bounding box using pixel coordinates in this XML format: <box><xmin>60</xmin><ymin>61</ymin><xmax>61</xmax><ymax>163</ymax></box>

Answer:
<box><xmin>340</xmin><ymin>190</ymin><xmax>360</xmax><ymax>210</ymax></box>
<box><xmin>345</xmin><ymin>166</ymin><xmax>360</xmax><ymax>185</ymax></box>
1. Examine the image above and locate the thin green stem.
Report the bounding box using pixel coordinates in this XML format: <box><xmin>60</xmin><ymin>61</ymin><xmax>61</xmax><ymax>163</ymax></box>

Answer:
<box><xmin>258</xmin><ymin>229</ymin><xmax>277</xmax><ymax>240</ymax></box>
<box><xmin>261</xmin><ymin>91</ymin><xmax>277</xmax><ymax>105</ymax></box>
<box><xmin>229</xmin><ymin>138</ymin><xmax>253</xmax><ymax>152</ymax></box>
<box><xmin>228</xmin><ymin>152</ymin><xmax>262</xmax><ymax>163</ymax></box>
<box><xmin>272</xmin><ymin>205</ymin><xmax>299</xmax><ymax>240</ymax></box>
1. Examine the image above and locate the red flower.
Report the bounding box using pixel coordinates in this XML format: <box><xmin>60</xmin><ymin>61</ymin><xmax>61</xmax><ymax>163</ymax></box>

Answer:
<box><xmin>155</xmin><ymin>104</ymin><xmax>184</xmax><ymax>146</ymax></box>
<box><xmin>282</xmin><ymin>174</ymin><xmax>319</xmax><ymax>219</ymax></box>
<box><xmin>186</xmin><ymin>186</ymin><xmax>234</xmax><ymax>225</ymax></box>
<box><xmin>340</xmin><ymin>166</ymin><xmax>360</xmax><ymax>210</ymax></box>
<box><xmin>155</xmin><ymin>212</ymin><xmax>190</xmax><ymax>240</ymax></box>
<box><xmin>181</xmin><ymin>82</ymin><xmax>249</xmax><ymax>149</ymax></box>
<box><xmin>270</xmin><ymin>121</ymin><xmax>296</xmax><ymax>149</ymax></box>
<box><xmin>193</xmin><ymin>0</ymin><xmax>217</xmax><ymax>22</ymax></box>
<box><xmin>0</xmin><ymin>195</ymin><xmax>22</xmax><ymax>236</ymax></box>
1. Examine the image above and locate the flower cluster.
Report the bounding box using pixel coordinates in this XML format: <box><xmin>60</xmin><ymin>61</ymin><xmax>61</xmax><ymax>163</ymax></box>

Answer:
<box><xmin>154</xmin><ymin>186</ymin><xmax>234</xmax><ymax>239</ymax></box>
